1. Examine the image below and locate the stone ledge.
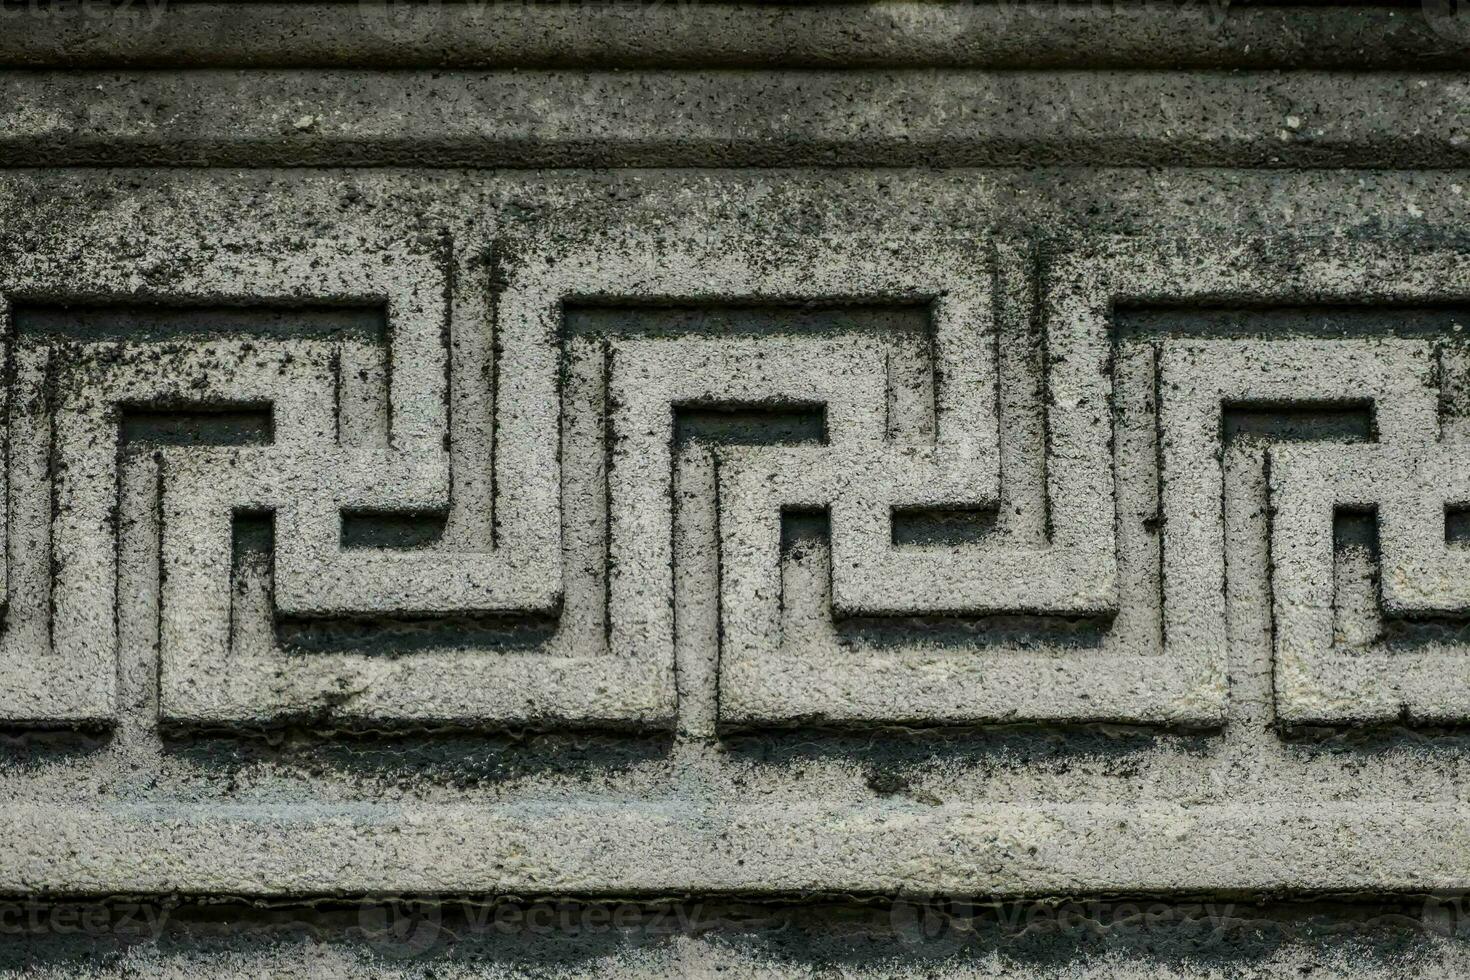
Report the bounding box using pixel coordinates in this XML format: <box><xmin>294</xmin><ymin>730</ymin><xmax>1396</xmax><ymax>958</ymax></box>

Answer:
<box><xmin>5</xmin><ymin>802</ymin><xmax>1470</xmax><ymax>896</ymax></box>
<box><xmin>1</xmin><ymin>2</ymin><xmax>1464</xmax><ymax>70</ymax></box>
<box><xmin>4</xmin><ymin>69</ymin><xmax>1465</xmax><ymax>168</ymax></box>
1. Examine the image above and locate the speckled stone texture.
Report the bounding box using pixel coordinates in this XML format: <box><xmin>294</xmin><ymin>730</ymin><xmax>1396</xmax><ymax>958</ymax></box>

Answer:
<box><xmin>1</xmin><ymin>2</ymin><xmax>1469</xmax><ymax>977</ymax></box>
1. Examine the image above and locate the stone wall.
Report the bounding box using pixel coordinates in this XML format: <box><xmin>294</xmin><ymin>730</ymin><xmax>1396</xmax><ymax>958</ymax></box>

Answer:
<box><xmin>0</xmin><ymin>2</ymin><xmax>1468</xmax><ymax>976</ymax></box>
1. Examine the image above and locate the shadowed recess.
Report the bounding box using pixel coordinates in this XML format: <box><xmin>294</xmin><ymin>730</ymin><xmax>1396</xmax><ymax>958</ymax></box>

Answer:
<box><xmin>564</xmin><ymin>303</ymin><xmax>928</xmax><ymax>340</ymax></box>
<box><xmin>1116</xmin><ymin>305</ymin><xmax>1470</xmax><ymax>341</ymax></box>
<box><xmin>231</xmin><ymin>511</ymin><xmax>275</xmax><ymax>568</ymax></box>
<box><xmin>1448</xmin><ymin>506</ymin><xmax>1470</xmax><ymax>545</ymax></box>
<box><xmin>1334</xmin><ymin>507</ymin><xmax>1379</xmax><ymax>556</ymax></box>
<box><xmin>120</xmin><ymin>405</ymin><xmax>274</xmax><ymax>446</ymax></box>
<box><xmin>676</xmin><ymin>404</ymin><xmax>827</xmax><ymax>446</ymax></box>
<box><xmin>892</xmin><ymin>506</ymin><xmax>1000</xmax><ymax>546</ymax></box>
<box><xmin>11</xmin><ymin>303</ymin><xmax>386</xmax><ymax>342</ymax></box>
<box><xmin>1222</xmin><ymin>402</ymin><xmax>1375</xmax><ymax>444</ymax></box>
<box><xmin>340</xmin><ymin>510</ymin><xmax>447</xmax><ymax>549</ymax></box>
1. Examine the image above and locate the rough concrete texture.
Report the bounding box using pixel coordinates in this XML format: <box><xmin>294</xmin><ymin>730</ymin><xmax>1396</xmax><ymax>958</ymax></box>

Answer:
<box><xmin>2</xmin><ymin>2</ymin><xmax>1470</xmax><ymax>976</ymax></box>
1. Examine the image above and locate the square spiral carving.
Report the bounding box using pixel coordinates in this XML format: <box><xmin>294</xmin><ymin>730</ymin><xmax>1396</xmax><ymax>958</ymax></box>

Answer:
<box><xmin>0</xmin><ymin>231</ymin><xmax>1466</xmax><ymax>736</ymax></box>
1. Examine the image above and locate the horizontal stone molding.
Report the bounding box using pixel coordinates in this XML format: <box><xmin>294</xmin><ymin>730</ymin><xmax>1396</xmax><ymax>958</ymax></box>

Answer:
<box><xmin>2</xmin><ymin>69</ymin><xmax>1465</xmax><ymax>169</ymax></box>
<box><xmin>1</xmin><ymin>2</ymin><xmax>1464</xmax><ymax>70</ymax></box>
<box><xmin>5</xmin><ymin>802</ymin><xmax>1470</xmax><ymax>897</ymax></box>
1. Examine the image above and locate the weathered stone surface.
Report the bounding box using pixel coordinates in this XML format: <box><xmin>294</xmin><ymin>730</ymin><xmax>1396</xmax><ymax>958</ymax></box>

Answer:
<box><xmin>1</xmin><ymin>2</ymin><xmax>1469</xmax><ymax>976</ymax></box>
<box><xmin>7</xmin><ymin>69</ymin><xmax>1466</xmax><ymax>168</ymax></box>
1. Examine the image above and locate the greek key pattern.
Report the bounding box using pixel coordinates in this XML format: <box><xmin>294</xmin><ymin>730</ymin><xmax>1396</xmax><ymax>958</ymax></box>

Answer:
<box><xmin>0</xmin><ymin>230</ymin><xmax>1464</xmax><ymax>732</ymax></box>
